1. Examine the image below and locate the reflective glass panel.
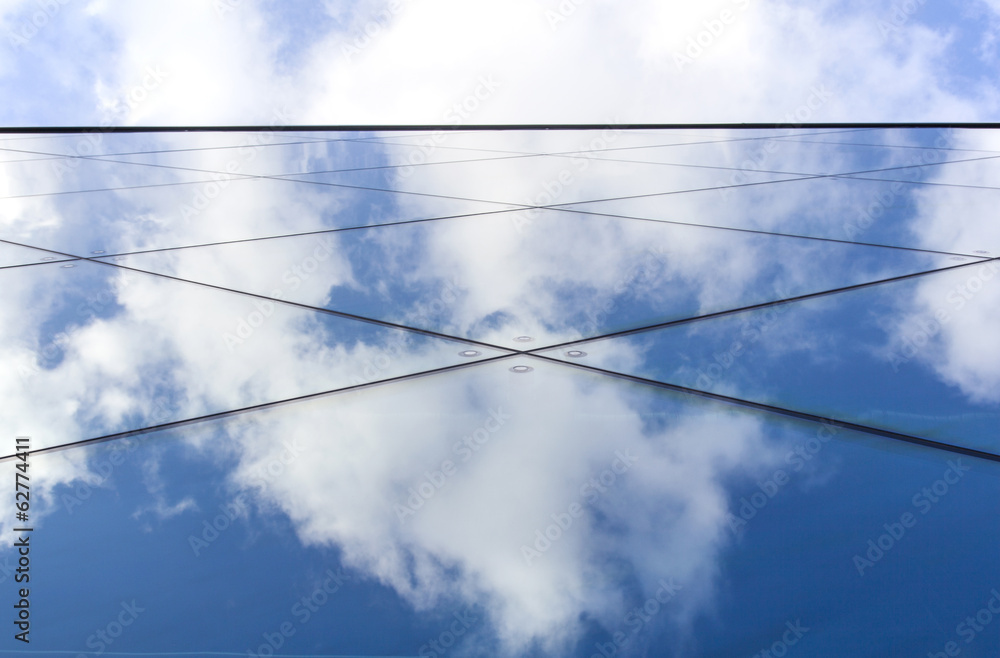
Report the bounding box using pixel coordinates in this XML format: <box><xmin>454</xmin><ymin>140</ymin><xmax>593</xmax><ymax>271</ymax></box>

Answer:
<box><xmin>0</xmin><ymin>127</ymin><xmax>997</xmax><ymax>658</ymax></box>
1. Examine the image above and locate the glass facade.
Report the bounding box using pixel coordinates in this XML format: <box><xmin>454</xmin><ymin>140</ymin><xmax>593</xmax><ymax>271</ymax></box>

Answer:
<box><xmin>0</xmin><ymin>126</ymin><xmax>998</xmax><ymax>657</ymax></box>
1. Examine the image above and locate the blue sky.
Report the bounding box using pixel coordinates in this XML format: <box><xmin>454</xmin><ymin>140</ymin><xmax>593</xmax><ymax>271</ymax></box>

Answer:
<box><xmin>0</xmin><ymin>0</ymin><xmax>999</xmax><ymax>125</ymax></box>
<box><xmin>1</xmin><ymin>2</ymin><xmax>1000</xmax><ymax>658</ymax></box>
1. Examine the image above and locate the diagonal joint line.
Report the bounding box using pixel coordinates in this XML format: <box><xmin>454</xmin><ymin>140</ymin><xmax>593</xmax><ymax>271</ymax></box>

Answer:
<box><xmin>0</xmin><ymin>237</ymin><xmax>519</xmax><ymax>355</ymax></box>
<box><xmin>526</xmin><ymin>257</ymin><xmax>999</xmax><ymax>353</ymax></box>
<box><xmin>0</xmin><ymin>353</ymin><xmax>522</xmax><ymax>463</ymax></box>
<box><xmin>527</xmin><ymin>353</ymin><xmax>1000</xmax><ymax>464</ymax></box>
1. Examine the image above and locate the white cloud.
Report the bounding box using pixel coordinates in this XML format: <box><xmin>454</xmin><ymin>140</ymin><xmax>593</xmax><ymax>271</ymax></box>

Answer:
<box><xmin>888</xmin><ymin>129</ymin><xmax>1000</xmax><ymax>403</ymax></box>
<box><xmin>221</xmin><ymin>358</ymin><xmax>779</xmax><ymax>653</ymax></box>
<box><xmin>0</xmin><ymin>0</ymin><xmax>996</xmax><ymax>124</ymax></box>
<box><xmin>1</xmin><ymin>0</ymin><xmax>999</xmax><ymax>653</ymax></box>
<box><xmin>0</xmin><ymin>126</ymin><xmax>834</xmax><ymax>651</ymax></box>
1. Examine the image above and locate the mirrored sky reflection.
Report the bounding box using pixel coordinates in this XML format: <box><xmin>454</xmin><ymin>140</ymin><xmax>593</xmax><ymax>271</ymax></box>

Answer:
<box><xmin>0</xmin><ymin>127</ymin><xmax>999</xmax><ymax>658</ymax></box>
